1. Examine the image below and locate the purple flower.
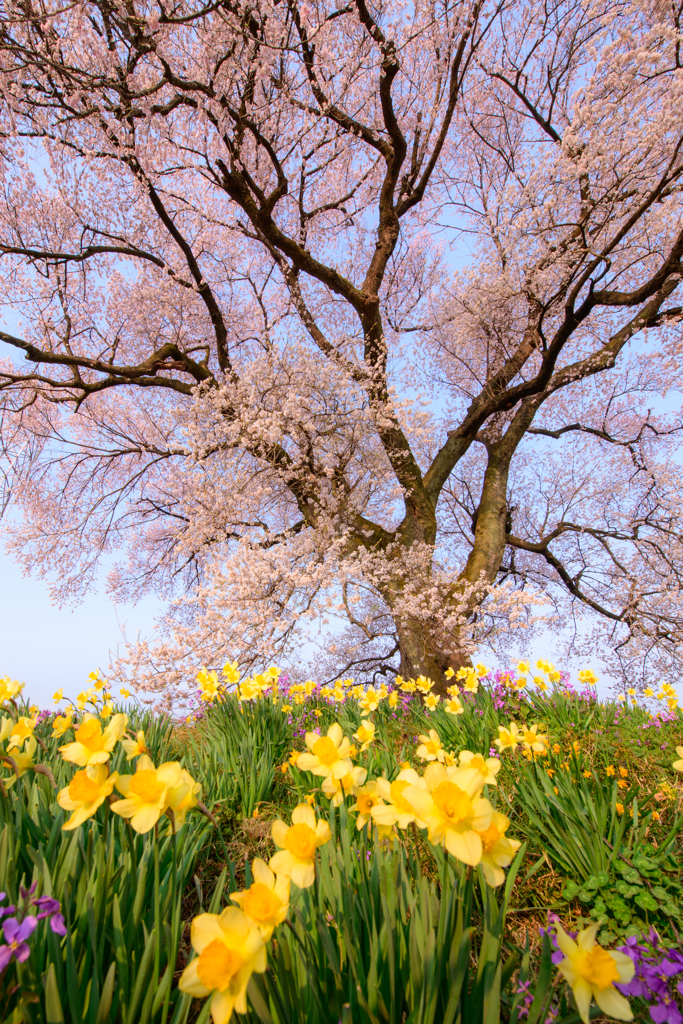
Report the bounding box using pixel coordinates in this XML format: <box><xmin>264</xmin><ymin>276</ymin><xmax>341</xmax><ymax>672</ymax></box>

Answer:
<box><xmin>0</xmin><ymin>916</ymin><xmax>37</xmax><ymax>971</ymax></box>
<box><xmin>651</xmin><ymin>999</ymin><xmax>683</xmax><ymax>1024</ymax></box>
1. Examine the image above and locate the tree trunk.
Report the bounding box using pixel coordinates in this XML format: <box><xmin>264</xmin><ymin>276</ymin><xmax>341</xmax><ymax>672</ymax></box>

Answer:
<box><xmin>395</xmin><ymin>617</ymin><xmax>470</xmax><ymax>697</ymax></box>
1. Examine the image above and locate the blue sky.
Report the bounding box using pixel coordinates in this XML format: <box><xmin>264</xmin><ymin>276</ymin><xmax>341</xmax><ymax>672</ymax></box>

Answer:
<box><xmin>0</xmin><ymin>552</ymin><xmax>163</xmax><ymax>707</ymax></box>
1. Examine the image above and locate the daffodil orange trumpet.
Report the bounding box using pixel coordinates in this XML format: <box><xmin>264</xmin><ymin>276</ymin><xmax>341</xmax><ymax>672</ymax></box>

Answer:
<box><xmin>269</xmin><ymin>803</ymin><xmax>331</xmax><ymax>888</ymax></box>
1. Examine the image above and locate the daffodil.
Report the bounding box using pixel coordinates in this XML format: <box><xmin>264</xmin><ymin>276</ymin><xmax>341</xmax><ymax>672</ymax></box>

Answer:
<box><xmin>476</xmin><ymin>810</ymin><xmax>521</xmax><ymax>886</ymax></box>
<box><xmin>353</xmin><ymin>721</ymin><xmax>375</xmax><ymax>752</ymax></box>
<box><xmin>578</xmin><ymin>669</ymin><xmax>598</xmax><ymax>686</ymax></box>
<box><xmin>424</xmin><ymin>693</ymin><xmax>440</xmax><ymax>710</ymax></box>
<box><xmin>167</xmin><ymin>768</ymin><xmax>202</xmax><ymax>827</ymax></box>
<box><xmin>111</xmin><ymin>755</ymin><xmax>187</xmax><ymax>833</ymax></box>
<box><xmin>0</xmin><ymin>677</ymin><xmax>24</xmax><ymax>703</ymax></box>
<box><xmin>53</xmin><ymin>689</ymin><xmax>64</xmax><ymax>702</ymax></box>
<box><xmin>463</xmin><ymin>675</ymin><xmax>479</xmax><ymax>693</ymax></box>
<box><xmin>388</xmin><ymin>692</ymin><xmax>399</xmax><ymax>708</ymax></box>
<box><xmin>222</xmin><ymin>660</ymin><xmax>241</xmax><ymax>686</ymax></box>
<box><xmin>400</xmin><ymin>678</ymin><xmax>417</xmax><ymax>693</ymax></box>
<box><xmin>415</xmin><ymin>676</ymin><xmax>434</xmax><ymax>693</ymax></box>
<box><xmin>359</xmin><ymin>688</ymin><xmax>383</xmax><ymax>716</ymax></box>
<box><xmin>270</xmin><ymin>804</ymin><xmax>331</xmax><ymax>888</ymax></box>
<box><xmin>230</xmin><ymin>859</ymin><xmax>289</xmax><ymax>939</ymax></box>
<box><xmin>59</xmin><ymin>713</ymin><xmax>127</xmax><ymax>766</ymax></box>
<box><xmin>520</xmin><ymin>723</ymin><xmax>547</xmax><ymax>753</ymax></box>
<box><xmin>415</xmin><ymin>729</ymin><xmax>444</xmax><ymax>762</ymax></box>
<box><xmin>121</xmin><ymin>730</ymin><xmax>148</xmax><ymax>760</ymax></box>
<box><xmin>5</xmin><ymin>716</ymin><xmax>36</xmax><ymax>751</ymax></box>
<box><xmin>371</xmin><ymin>768</ymin><xmax>428</xmax><ymax>829</ymax></box>
<box><xmin>445</xmin><ymin>696</ymin><xmax>464</xmax><ymax>715</ymax></box>
<box><xmin>494</xmin><ymin>722</ymin><xmax>522</xmax><ymax>752</ymax></box>
<box><xmin>52</xmin><ymin>711</ymin><xmax>73</xmax><ymax>738</ymax></box>
<box><xmin>349</xmin><ymin>782</ymin><xmax>384</xmax><ymax>829</ymax></box>
<box><xmin>57</xmin><ymin>765</ymin><xmax>119</xmax><ymax>830</ymax></box>
<box><xmin>457</xmin><ymin>751</ymin><xmax>501</xmax><ymax>786</ymax></box>
<box><xmin>553</xmin><ymin>921</ymin><xmax>634</xmax><ymax>1023</ymax></box>
<box><xmin>2</xmin><ymin>735</ymin><xmax>36</xmax><ymax>786</ymax></box>
<box><xmin>403</xmin><ymin>763</ymin><xmax>493</xmax><ymax>865</ymax></box>
<box><xmin>296</xmin><ymin>724</ymin><xmax>353</xmax><ymax>779</ymax></box>
<box><xmin>672</xmin><ymin>746</ymin><xmax>683</xmax><ymax>772</ymax></box>
<box><xmin>321</xmin><ymin>766</ymin><xmax>367</xmax><ymax>806</ymax></box>
<box><xmin>178</xmin><ymin>907</ymin><xmax>266</xmax><ymax>1024</ymax></box>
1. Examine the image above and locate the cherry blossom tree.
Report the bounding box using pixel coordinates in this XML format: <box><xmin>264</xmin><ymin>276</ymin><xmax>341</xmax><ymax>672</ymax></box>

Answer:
<box><xmin>0</xmin><ymin>0</ymin><xmax>682</xmax><ymax>698</ymax></box>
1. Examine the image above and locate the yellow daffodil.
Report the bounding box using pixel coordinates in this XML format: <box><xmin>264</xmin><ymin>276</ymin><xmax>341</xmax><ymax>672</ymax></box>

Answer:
<box><xmin>57</xmin><ymin>765</ymin><xmax>119</xmax><ymax>830</ymax></box>
<box><xmin>270</xmin><ymin>804</ymin><xmax>331</xmax><ymax>888</ymax></box>
<box><xmin>462</xmin><ymin>674</ymin><xmax>479</xmax><ymax>694</ymax></box>
<box><xmin>371</xmin><ymin>768</ymin><xmax>428</xmax><ymax>829</ymax></box>
<box><xmin>443</xmin><ymin>750</ymin><xmax>458</xmax><ymax>767</ymax></box>
<box><xmin>349</xmin><ymin>782</ymin><xmax>384</xmax><ymax>829</ymax></box>
<box><xmin>400</xmin><ymin>679</ymin><xmax>417</xmax><ymax>693</ymax></box>
<box><xmin>52</xmin><ymin>711</ymin><xmax>73</xmax><ymax>738</ymax></box>
<box><xmin>517</xmin><ymin>661</ymin><xmax>529</xmax><ymax>673</ymax></box>
<box><xmin>0</xmin><ymin>676</ymin><xmax>24</xmax><ymax>703</ymax></box>
<box><xmin>475</xmin><ymin>663</ymin><xmax>489</xmax><ymax>677</ymax></box>
<box><xmin>59</xmin><ymin>713</ymin><xmax>127</xmax><ymax>766</ymax></box>
<box><xmin>445</xmin><ymin>667</ymin><xmax>455</xmax><ymax>679</ymax></box>
<box><xmin>359</xmin><ymin>688</ymin><xmax>383</xmax><ymax>716</ymax></box>
<box><xmin>424</xmin><ymin>693</ymin><xmax>441</xmax><ymax>710</ymax></box>
<box><xmin>53</xmin><ymin>689</ymin><xmax>63</xmax><ymax>703</ymax></box>
<box><xmin>535</xmin><ymin>678</ymin><xmax>549</xmax><ymax>692</ymax></box>
<box><xmin>578</xmin><ymin>669</ymin><xmax>598</xmax><ymax>686</ymax></box>
<box><xmin>388</xmin><ymin>692</ymin><xmax>399</xmax><ymax>708</ymax></box>
<box><xmin>521</xmin><ymin>723</ymin><xmax>548</xmax><ymax>753</ymax></box>
<box><xmin>403</xmin><ymin>763</ymin><xmax>493</xmax><ymax>866</ymax></box>
<box><xmin>494</xmin><ymin>722</ymin><xmax>522</xmax><ymax>752</ymax></box>
<box><xmin>353</xmin><ymin>721</ymin><xmax>376</xmax><ymax>752</ymax></box>
<box><xmin>120</xmin><ymin>688</ymin><xmax>131</xmax><ymax>699</ymax></box>
<box><xmin>288</xmin><ymin>749</ymin><xmax>301</xmax><ymax>767</ymax></box>
<box><xmin>416</xmin><ymin>729</ymin><xmax>444</xmax><ymax>762</ymax></box>
<box><xmin>321</xmin><ymin>766</ymin><xmax>367</xmax><ymax>806</ymax></box>
<box><xmin>296</xmin><ymin>724</ymin><xmax>353</xmax><ymax>779</ymax></box>
<box><xmin>672</xmin><ymin>746</ymin><xmax>683</xmax><ymax>772</ymax></box>
<box><xmin>121</xmin><ymin>730</ymin><xmax>148</xmax><ymax>761</ymax></box>
<box><xmin>230</xmin><ymin>858</ymin><xmax>289</xmax><ymax>940</ymax></box>
<box><xmin>415</xmin><ymin>676</ymin><xmax>435</xmax><ymax>693</ymax></box>
<box><xmin>445</xmin><ymin>696</ymin><xmax>464</xmax><ymax>715</ymax></box>
<box><xmin>178</xmin><ymin>907</ymin><xmax>266</xmax><ymax>1024</ymax></box>
<box><xmin>2</xmin><ymin>735</ymin><xmax>37</xmax><ymax>786</ymax></box>
<box><xmin>111</xmin><ymin>755</ymin><xmax>187</xmax><ymax>833</ymax></box>
<box><xmin>167</xmin><ymin>768</ymin><xmax>202</xmax><ymax>827</ymax></box>
<box><xmin>644</xmin><ymin>686</ymin><xmax>654</xmax><ymax>697</ymax></box>
<box><xmin>3</xmin><ymin>716</ymin><xmax>36</xmax><ymax>751</ymax></box>
<box><xmin>222</xmin><ymin>660</ymin><xmax>241</xmax><ymax>686</ymax></box>
<box><xmin>281</xmin><ymin>703</ymin><xmax>293</xmax><ymax>713</ymax></box>
<box><xmin>457</xmin><ymin>751</ymin><xmax>501</xmax><ymax>787</ymax></box>
<box><xmin>100</xmin><ymin>704</ymin><xmax>114</xmax><ymax>720</ymax></box>
<box><xmin>554</xmin><ymin>921</ymin><xmax>634</xmax><ymax>1023</ymax></box>
<box><xmin>197</xmin><ymin>668</ymin><xmax>222</xmax><ymax>703</ymax></box>
<box><xmin>476</xmin><ymin>810</ymin><xmax>521</xmax><ymax>887</ymax></box>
